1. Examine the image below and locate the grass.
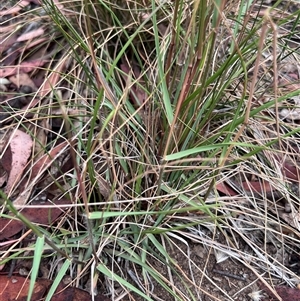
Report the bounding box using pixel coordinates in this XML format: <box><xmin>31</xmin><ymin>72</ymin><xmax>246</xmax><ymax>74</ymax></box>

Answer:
<box><xmin>1</xmin><ymin>0</ymin><xmax>300</xmax><ymax>300</ymax></box>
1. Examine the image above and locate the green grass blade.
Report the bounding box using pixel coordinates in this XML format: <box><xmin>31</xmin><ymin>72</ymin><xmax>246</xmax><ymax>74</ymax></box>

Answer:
<box><xmin>27</xmin><ymin>236</ymin><xmax>45</xmax><ymax>301</ymax></box>
<box><xmin>45</xmin><ymin>259</ymin><xmax>71</xmax><ymax>301</ymax></box>
<box><xmin>97</xmin><ymin>263</ymin><xmax>153</xmax><ymax>301</ymax></box>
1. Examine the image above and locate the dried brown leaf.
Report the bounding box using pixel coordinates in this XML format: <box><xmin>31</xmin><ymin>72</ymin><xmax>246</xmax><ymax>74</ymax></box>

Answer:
<box><xmin>17</xmin><ymin>28</ymin><xmax>45</xmax><ymax>42</ymax></box>
<box><xmin>8</xmin><ymin>73</ymin><xmax>37</xmax><ymax>91</ymax></box>
<box><xmin>0</xmin><ymin>275</ymin><xmax>110</xmax><ymax>301</ymax></box>
<box><xmin>0</xmin><ymin>0</ymin><xmax>30</xmax><ymax>16</ymax></box>
<box><xmin>0</xmin><ymin>59</ymin><xmax>48</xmax><ymax>77</ymax></box>
<box><xmin>30</xmin><ymin>141</ymin><xmax>68</xmax><ymax>180</ymax></box>
<box><xmin>0</xmin><ymin>275</ymin><xmax>47</xmax><ymax>301</ymax></box>
<box><xmin>4</xmin><ymin>130</ymin><xmax>33</xmax><ymax>194</ymax></box>
<box><xmin>216</xmin><ymin>182</ymin><xmax>238</xmax><ymax>196</ymax></box>
<box><xmin>0</xmin><ymin>198</ymin><xmax>72</xmax><ymax>240</ymax></box>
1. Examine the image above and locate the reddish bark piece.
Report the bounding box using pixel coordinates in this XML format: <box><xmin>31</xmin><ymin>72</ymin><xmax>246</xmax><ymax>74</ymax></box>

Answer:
<box><xmin>52</xmin><ymin>283</ymin><xmax>111</xmax><ymax>301</ymax></box>
<box><xmin>261</xmin><ymin>284</ymin><xmax>300</xmax><ymax>301</ymax></box>
<box><xmin>5</xmin><ymin>130</ymin><xmax>33</xmax><ymax>194</ymax></box>
<box><xmin>240</xmin><ymin>180</ymin><xmax>274</xmax><ymax>195</ymax></box>
<box><xmin>282</xmin><ymin>161</ymin><xmax>299</xmax><ymax>182</ymax></box>
<box><xmin>216</xmin><ymin>182</ymin><xmax>238</xmax><ymax>196</ymax></box>
<box><xmin>0</xmin><ymin>275</ymin><xmax>47</xmax><ymax>301</ymax></box>
<box><xmin>0</xmin><ymin>198</ymin><xmax>72</xmax><ymax>240</ymax></box>
<box><xmin>217</xmin><ymin>180</ymin><xmax>278</xmax><ymax>196</ymax></box>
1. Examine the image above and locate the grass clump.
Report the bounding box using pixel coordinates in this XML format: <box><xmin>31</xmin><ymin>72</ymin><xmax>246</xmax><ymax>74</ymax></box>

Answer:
<box><xmin>1</xmin><ymin>0</ymin><xmax>300</xmax><ymax>300</ymax></box>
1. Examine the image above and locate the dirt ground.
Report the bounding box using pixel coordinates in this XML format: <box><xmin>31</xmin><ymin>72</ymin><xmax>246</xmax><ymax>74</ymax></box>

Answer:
<box><xmin>121</xmin><ymin>229</ymin><xmax>291</xmax><ymax>301</ymax></box>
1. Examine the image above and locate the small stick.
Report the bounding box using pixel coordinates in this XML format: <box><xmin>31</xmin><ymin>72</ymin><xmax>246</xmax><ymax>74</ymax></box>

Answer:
<box><xmin>213</xmin><ymin>269</ymin><xmax>247</xmax><ymax>281</ymax></box>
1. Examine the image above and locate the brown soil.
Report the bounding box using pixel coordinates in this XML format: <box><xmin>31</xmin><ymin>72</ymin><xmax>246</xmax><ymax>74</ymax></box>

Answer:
<box><xmin>122</xmin><ymin>232</ymin><xmax>286</xmax><ymax>301</ymax></box>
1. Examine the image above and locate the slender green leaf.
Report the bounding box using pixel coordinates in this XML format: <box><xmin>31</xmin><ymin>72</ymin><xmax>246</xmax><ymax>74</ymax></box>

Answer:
<box><xmin>27</xmin><ymin>236</ymin><xmax>45</xmax><ymax>301</ymax></box>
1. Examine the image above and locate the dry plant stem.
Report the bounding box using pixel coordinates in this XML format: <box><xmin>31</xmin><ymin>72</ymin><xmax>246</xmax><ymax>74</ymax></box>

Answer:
<box><xmin>83</xmin><ymin>1</ymin><xmax>116</xmax><ymax>106</ymax></box>
<box><xmin>162</xmin><ymin>61</ymin><xmax>192</xmax><ymax>160</ymax></box>
<box><xmin>39</xmin><ymin>56</ymin><xmax>69</xmax><ymax>98</ymax></box>
<box><xmin>157</xmin><ymin>64</ymin><xmax>192</xmax><ymax>195</ymax></box>
<box><xmin>163</xmin><ymin>1</ymin><xmax>204</xmax><ymax>160</ymax></box>
<box><xmin>165</xmin><ymin>0</ymin><xmax>180</xmax><ymax>86</ymax></box>
<box><xmin>109</xmin><ymin>107</ymin><xmax>120</xmax><ymax>193</ymax></box>
<box><xmin>61</xmin><ymin>106</ymin><xmax>98</xmax><ymax>263</ymax></box>
<box><xmin>219</xmin><ymin>12</ymin><xmax>268</xmax><ymax>168</ymax></box>
<box><xmin>267</xmin><ymin>11</ymin><xmax>280</xmax><ymax>145</ymax></box>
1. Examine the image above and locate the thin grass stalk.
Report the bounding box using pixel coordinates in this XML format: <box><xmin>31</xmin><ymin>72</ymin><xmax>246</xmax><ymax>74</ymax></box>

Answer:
<box><xmin>165</xmin><ymin>0</ymin><xmax>181</xmax><ymax>86</ymax></box>
<box><xmin>61</xmin><ymin>106</ymin><xmax>98</xmax><ymax>262</ymax></box>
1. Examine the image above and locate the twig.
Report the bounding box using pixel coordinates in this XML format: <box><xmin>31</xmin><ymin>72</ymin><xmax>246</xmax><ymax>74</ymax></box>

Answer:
<box><xmin>213</xmin><ymin>269</ymin><xmax>247</xmax><ymax>281</ymax></box>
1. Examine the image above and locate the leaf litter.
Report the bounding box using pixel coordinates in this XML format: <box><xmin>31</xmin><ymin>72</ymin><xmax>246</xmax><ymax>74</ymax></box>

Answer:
<box><xmin>0</xmin><ymin>0</ymin><xmax>83</xmax><ymax>298</ymax></box>
<box><xmin>0</xmin><ymin>275</ymin><xmax>110</xmax><ymax>301</ymax></box>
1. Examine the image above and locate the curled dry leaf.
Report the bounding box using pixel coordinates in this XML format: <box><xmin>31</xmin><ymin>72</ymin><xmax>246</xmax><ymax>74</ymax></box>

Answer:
<box><xmin>12</xmin><ymin>141</ymin><xmax>68</xmax><ymax>208</ymax></box>
<box><xmin>4</xmin><ymin>130</ymin><xmax>33</xmax><ymax>195</ymax></box>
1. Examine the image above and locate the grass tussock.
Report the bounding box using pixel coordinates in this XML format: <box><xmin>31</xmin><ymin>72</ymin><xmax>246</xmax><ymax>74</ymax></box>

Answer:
<box><xmin>1</xmin><ymin>0</ymin><xmax>300</xmax><ymax>300</ymax></box>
